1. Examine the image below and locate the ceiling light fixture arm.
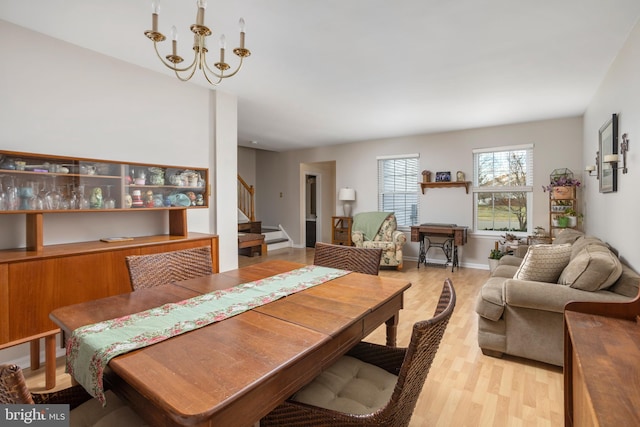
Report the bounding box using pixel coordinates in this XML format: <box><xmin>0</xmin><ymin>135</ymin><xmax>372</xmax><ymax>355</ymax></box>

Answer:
<box><xmin>144</xmin><ymin>1</ymin><xmax>250</xmax><ymax>87</ymax></box>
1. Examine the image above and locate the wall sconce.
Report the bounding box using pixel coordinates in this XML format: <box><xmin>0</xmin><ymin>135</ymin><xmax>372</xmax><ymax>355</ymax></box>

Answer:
<box><xmin>603</xmin><ymin>133</ymin><xmax>630</xmax><ymax>174</ymax></box>
<box><xmin>585</xmin><ymin>151</ymin><xmax>599</xmax><ymax>178</ymax></box>
<box><xmin>338</xmin><ymin>187</ymin><xmax>356</xmax><ymax>217</ymax></box>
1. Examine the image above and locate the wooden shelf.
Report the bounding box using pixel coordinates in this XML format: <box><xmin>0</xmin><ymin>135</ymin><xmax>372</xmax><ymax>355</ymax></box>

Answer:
<box><xmin>420</xmin><ymin>181</ymin><xmax>471</xmax><ymax>194</ymax></box>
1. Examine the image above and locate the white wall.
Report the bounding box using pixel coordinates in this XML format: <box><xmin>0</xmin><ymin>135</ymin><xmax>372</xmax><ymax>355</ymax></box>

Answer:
<box><xmin>255</xmin><ymin>117</ymin><xmax>583</xmax><ymax>268</ymax></box>
<box><xmin>583</xmin><ymin>19</ymin><xmax>640</xmax><ymax>269</ymax></box>
<box><xmin>0</xmin><ymin>20</ymin><xmax>218</xmax><ymax>246</ymax></box>
<box><xmin>238</xmin><ymin>146</ymin><xmax>257</xmax><ymax>187</ymax></box>
<box><xmin>0</xmin><ymin>21</ymin><xmax>238</xmax><ymax>362</ymax></box>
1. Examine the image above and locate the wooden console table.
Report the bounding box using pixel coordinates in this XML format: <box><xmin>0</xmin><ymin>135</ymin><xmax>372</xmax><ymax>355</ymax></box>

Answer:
<box><xmin>564</xmin><ymin>294</ymin><xmax>640</xmax><ymax>426</ymax></box>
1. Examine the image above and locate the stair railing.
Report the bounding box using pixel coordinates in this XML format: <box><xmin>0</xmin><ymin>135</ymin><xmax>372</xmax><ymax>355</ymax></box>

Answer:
<box><xmin>237</xmin><ymin>174</ymin><xmax>256</xmax><ymax>222</ymax></box>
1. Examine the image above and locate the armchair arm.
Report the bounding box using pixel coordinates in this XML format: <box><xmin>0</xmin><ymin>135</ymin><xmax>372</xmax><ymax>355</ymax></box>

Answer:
<box><xmin>352</xmin><ymin>230</ymin><xmax>365</xmax><ymax>246</ymax></box>
<box><xmin>391</xmin><ymin>230</ymin><xmax>407</xmax><ymax>246</ymax></box>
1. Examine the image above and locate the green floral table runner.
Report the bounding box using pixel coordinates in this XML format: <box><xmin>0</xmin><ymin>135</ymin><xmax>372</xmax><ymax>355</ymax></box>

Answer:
<box><xmin>66</xmin><ymin>265</ymin><xmax>349</xmax><ymax>405</ymax></box>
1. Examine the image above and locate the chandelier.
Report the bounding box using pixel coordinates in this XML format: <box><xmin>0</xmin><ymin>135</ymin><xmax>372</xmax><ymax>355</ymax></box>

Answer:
<box><xmin>144</xmin><ymin>0</ymin><xmax>250</xmax><ymax>86</ymax></box>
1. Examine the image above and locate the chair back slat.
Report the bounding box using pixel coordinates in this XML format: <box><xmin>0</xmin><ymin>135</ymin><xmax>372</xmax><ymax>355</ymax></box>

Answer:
<box><xmin>0</xmin><ymin>364</ymin><xmax>35</xmax><ymax>404</ymax></box>
<box><xmin>313</xmin><ymin>242</ymin><xmax>382</xmax><ymax>275</ymax></box>
<box><xmin>126</xmin><ymin>246</ymin><xmax>213</xmax><ymax>290</ymax></box>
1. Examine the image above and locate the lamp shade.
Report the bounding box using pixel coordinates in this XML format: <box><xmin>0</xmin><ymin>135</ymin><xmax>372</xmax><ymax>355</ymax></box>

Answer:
<box><xmin>338</xmin><ymin>188</ymin><xmax>356</xmax><ymax>201</ymax></box>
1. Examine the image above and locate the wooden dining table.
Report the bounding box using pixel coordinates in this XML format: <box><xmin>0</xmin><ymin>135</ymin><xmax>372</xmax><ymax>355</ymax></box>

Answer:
<box><xmin>50</xmin><ymin>260</ymin><xmax>411</xmax><ymax>427</ymax></box>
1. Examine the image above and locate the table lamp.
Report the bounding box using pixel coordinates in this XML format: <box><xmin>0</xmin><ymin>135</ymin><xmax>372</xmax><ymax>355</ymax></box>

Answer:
<box><xmin>338</xmin><ymin>187</ymin><xmax>356</xmax><ymax>217</ymax></box>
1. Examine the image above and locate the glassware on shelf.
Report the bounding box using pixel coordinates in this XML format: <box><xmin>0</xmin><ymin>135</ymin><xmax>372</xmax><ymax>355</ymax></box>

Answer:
<box><xmin>18</xmin><ymin>185</ymin><xmax>35</xmax><ymax>210</ymax></box>
<box><xmin>0</xmin><ymin>182</ymin><xmax>7</xmax><ymax>211</ymax></box>
<box><xmin>76</xmin><ymin>185</ymin><xmax>90</xmax><ymax>209</ymax></box>
<box><xmin>104</xmin><ymin>185</ymin><xmax>116</xmax><ymax>209</ymax></box>
<box><xmin>58</xmin><ymin>185</ymin><xmax>71</xmax><ymax>210</ymax></box>
<box><xmin>4</xmin><ymin>176</ymin><xmax>19</xmax><ymax>210</ymax></box>
<box><xmin>45</xmin><ymin>177</ymin><xmax>62</xmax><ymax>210</ymax></box>
<box><xmin>31</xmin><ymin>181</ymin><xmax>45</xmax><ymax>210</ymax></box>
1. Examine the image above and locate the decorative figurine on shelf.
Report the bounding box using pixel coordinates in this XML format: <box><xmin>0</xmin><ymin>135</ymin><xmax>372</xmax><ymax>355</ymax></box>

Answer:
<box><xmin>144</xmin><ymin>190</ymin><xmax>155</xmax><ymax>208</ymax></box>
<box><xmin>153</xmin><ymin>194</ymin><xmax>164</xmax><ymax>207</ymax></box>
<box><xmin>131</xmin><ymin>190</ymin><xmax>143</xmax><ymax>208</ymax></box>
<box><xmin>89</xmin><ymin>187</ymin><xmax>103</xmax><ymax>209</ymax></box>
<box><xmin>196</xmin><ymin>194</ymin><xmax>204</xmax><ymax>206</ymax></box>
<box><xmin>421</xmin><ymin>170</ymin><xmax>431</xmax><ymax>183</ymax></box>
<box><xmin>185</xmin><ymin>191</ymin><xmax>197</xmax><ymax>206</ymax></box>
<box><xmin>456</xmin><ymin>171</ymin><xmax>466</xmax><ymax>182</ymax></box>
<box><xmin>125</xmin><ymin>193</ymin><xmax>133</xmax><ymax>208</ymax></box>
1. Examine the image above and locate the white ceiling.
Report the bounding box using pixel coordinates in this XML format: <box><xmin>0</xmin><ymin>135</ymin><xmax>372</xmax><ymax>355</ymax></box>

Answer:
<box><xmin>2</xmin><ymin>1</ymin><xmax>640</xmax><ymax>152</ymax></box>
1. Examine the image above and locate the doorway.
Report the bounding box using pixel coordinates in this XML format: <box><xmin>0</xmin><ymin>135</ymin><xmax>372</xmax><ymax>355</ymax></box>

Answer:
<box><xmin>305</xmin><ymin>175</ymin><xmax>317</xmax><ymax>248</ymax></box>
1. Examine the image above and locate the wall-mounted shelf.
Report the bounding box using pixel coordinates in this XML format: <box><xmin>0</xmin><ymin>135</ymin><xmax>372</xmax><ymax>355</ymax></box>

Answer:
<box><xmin>420</xmin><ymin>181</ymin><xmax>471</xmax><ymax>194</ymax></box>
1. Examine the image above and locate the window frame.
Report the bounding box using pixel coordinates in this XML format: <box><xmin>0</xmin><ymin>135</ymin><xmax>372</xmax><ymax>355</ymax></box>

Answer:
<box><xmin>472</xmin><ymin>144</ymin><xmax>534</xmax><ymax>236</ymax></box>
<box><xmin>377</xmin><ymin>153</ymin><xmax>420</xmax><ymax>230</ymax></box>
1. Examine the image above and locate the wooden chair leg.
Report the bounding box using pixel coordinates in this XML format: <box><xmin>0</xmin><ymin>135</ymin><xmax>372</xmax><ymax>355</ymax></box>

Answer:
<box><xmin>45</xmin><ymin>333</ymin><xmax>57</xmax><ymax>390</ymax></box>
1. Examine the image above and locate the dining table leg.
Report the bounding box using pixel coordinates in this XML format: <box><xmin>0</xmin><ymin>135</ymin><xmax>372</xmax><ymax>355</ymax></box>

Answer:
<box><xmin>385</xmin><ymin>314</ymin><xmax>399</xmax><ymax>347</ymax></box>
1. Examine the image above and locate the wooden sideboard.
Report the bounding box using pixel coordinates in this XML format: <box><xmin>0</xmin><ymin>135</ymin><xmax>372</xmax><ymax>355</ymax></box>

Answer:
<box><xmin>564</xmin><ymin>295</ymin><xmax>640</xmax><ymax>426</ymax></box>
<box><xmin>0</xmin><ymin>231</ymin><xmax>219</xmax><ymax>345</ymax></box>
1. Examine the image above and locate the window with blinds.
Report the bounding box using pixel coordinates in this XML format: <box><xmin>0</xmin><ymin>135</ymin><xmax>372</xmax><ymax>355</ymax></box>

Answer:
<box><xmin>377</xmin><ymin>154</ymin><xmax>419</xmax><ymax>228</ymax></box>
<box><xmin>472</xmin><ymin>144</ymin><xmax>533</xmax><ymax>233</ymax></box>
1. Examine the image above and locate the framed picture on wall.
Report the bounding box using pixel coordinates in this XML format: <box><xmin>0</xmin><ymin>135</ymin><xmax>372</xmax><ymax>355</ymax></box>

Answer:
<box><xmin>598</xmin><ymin>113</ymin><xmax>618</xmax><ymax>193</ymax></box>
<box><xmin>435</xmin><ymin>171</ymin><xmax>451</xmax><ymax>182</ymax></box>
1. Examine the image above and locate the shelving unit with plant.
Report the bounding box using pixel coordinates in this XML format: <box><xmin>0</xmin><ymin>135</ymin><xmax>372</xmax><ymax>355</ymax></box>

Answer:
<box><xmin>544</xmin><ymin>168</ymin><xmax>580</xmax><ymax>238</ymax></box>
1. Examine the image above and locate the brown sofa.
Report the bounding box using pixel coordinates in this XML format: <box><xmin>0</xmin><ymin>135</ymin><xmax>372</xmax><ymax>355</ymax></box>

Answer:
<box><xmin>475</xmin><ymin>229</ymin><xmax>640</xmax><ymax>366</ymax></box>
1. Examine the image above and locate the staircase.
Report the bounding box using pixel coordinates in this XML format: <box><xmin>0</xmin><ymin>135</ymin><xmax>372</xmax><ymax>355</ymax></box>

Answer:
<box><xmin>238</xmin><ymin>175</ymin><xmax>291</xmax><ymax>252</ymax></box>
<box><xmin>262</xmin><ymin>226</ymin><xmax>290</xmax><ymax>251</ymax></box>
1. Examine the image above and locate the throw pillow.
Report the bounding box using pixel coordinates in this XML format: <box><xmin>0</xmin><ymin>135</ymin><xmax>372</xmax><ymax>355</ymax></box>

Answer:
<box><xmin>558</xmin><ymin>245</ymin><xmax>623</xmax><ymax>291</ymax></box>
<box><xmin>513</xmin><ymin>244</ymin><xmax>572</xmax><ymax>283</ymax></box>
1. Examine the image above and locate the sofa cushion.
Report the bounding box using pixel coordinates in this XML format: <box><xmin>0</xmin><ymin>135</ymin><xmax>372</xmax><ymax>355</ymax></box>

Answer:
<box><xmin>492</xmin><ymin>264</ymin><xmax>519</xmax><ymax>278</ymax></box>
<box><xmin>553</xmin><ymin>229</ymin><xmax>584</xmax><ymax>246</ymax></box>
<box><xmin>559</xmin><ymin>245</ymin><xmax>623</xmax><ymax>291</ymax></box>
<box><xmin>570</xmin><ymin>236</ymin><xmax>608</xmax><ymax>259</ymax></box>
<box><xmin>513</xmin><ymin>244</ymin><xmax>572</xmax><ymax>283</ymax></box>
<box><xmin>292</xmin><ymin>355</ymin><xmax>397</xmax><ymax>415</ymax></box>
<box><xmin>497</xmin><ymin>255</ymin><xmax>523</xmax><ymax>268</ymax></box>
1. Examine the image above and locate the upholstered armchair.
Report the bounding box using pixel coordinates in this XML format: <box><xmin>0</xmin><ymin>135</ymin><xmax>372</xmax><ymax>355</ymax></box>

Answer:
<box><xmin>352</xmin><ymin>212</ymin><xmax>407</xmax><ymax>269</ymax></box>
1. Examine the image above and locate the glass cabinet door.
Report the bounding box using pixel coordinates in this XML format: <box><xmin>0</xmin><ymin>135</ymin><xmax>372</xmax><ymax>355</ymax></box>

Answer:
<box><xmin>0</xmin><ymin>151</ymin><xmax>208</xmax><ymax>212</ymax></box>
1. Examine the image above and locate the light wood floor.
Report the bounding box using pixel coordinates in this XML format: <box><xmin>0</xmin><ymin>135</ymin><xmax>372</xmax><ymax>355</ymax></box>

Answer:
<box><xmin>24</xmin><ymin>247</ymin><xmax>564</xmax><ymax>426</ymax></box>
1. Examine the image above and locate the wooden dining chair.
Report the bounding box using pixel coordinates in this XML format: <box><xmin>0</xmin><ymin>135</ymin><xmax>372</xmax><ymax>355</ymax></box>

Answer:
<box><xmin>125</xmin><ymin>246</ymin><xmax>214</xmax><ymax>290</ymax></box>
<box><xmin>0</xmin><ymin>364</ymin><xmax>147</xmax><ymax>425</ymax></box>
<box><xmin>261</xmin><ymin>279</ymin><xmax>456</xmax><ymax>427</ymax></box>
<box><xmin>313</xmin><ymin>242</ymin><xmax>382</xmax><ymax>275</ymax></box>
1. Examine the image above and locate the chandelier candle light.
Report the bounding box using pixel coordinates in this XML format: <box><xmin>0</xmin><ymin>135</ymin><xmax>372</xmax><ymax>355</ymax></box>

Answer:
<box><xmin>144</xmin><ymin>0</ymin><xmax>250</xmax><ymax>86</ymax></box>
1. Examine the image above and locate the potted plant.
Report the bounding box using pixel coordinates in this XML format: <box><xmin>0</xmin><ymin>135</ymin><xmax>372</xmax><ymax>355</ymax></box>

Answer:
<box><xmin>543</xmin><ymin>168</ymin><xmax>581</xmax><ymax>200</ymax></box>
<box><xmin>556</xmin><ymin>214</ymin><xmax>569</xmax><ymax>228</ymax></box>
<box><xmin>563</xmin><ymin>208</ymin><xmax>577</xmax><ymax>227</ymax></box>
<box><xmin>488</xmin><ymin>247</ymin><xmax>505</xmax><ymax>273</ymax></box>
